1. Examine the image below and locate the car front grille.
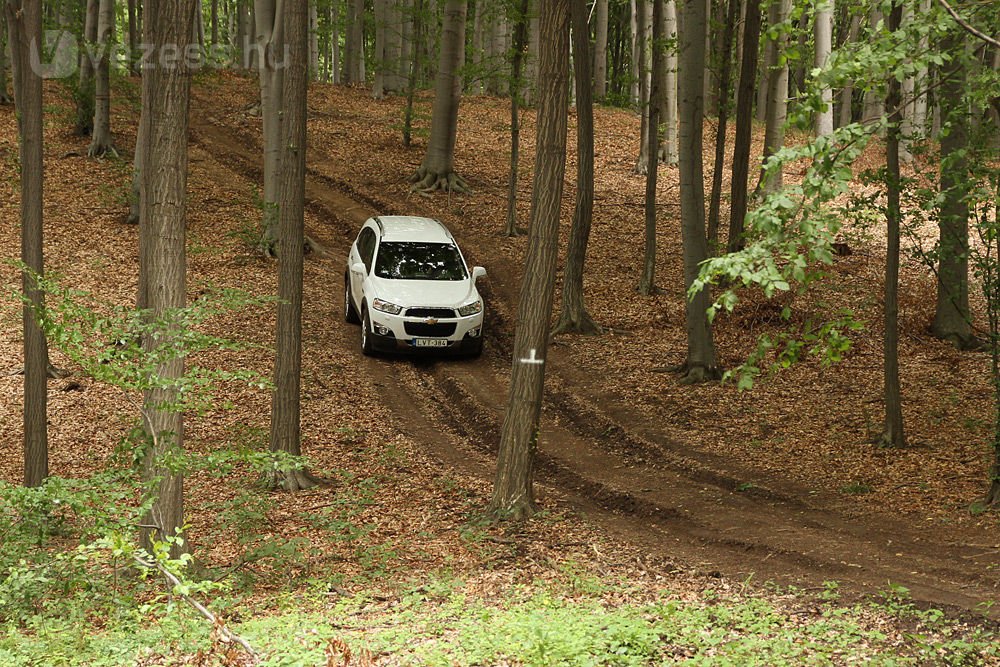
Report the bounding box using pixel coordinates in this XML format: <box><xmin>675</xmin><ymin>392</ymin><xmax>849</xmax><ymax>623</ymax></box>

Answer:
<box><xmin>405</xmin><ymin>307</ymin><xmax>456</xmax><ymax>318</ymax></box>
<box><xmin>404</xmin><ymin>322</ymin><xmax>457</xmax><ymax>337</ymax></box>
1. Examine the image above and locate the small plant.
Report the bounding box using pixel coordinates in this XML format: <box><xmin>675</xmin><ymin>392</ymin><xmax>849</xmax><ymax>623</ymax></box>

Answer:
<box><xmin>840</xmin><ymin>481</ymin><xmax>874</xmax><ymax>495</ymax></box>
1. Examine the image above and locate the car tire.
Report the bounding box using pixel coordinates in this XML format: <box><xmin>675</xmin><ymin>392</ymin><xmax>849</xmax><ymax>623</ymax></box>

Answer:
<box><xmin>466</xmin><ymin>337</ymin><xmax>483</xmax><ymax>358</ymax></box>
<box><xmin>361</xmin><ymin>307</ymin><xmax>375</xmax><ymax>356</ymax></box>
<box><xmin>344</xmin><ymin>276</ymin><xmax>360</xmax><ymax>324</ymax></box>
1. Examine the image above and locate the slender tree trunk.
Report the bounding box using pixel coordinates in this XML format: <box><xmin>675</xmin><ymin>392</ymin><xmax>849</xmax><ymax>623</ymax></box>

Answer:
<box><xmin>593</xmin><ymin>0</ymin><xmax>608</xmax><ymax>100</ymax></box>
<box><xmin>706</xmin><ymin>0</ymin><xmax>739</xmax><ymax>249</ymax></box>
<box><xmin>910</xmin><ymin>0</ymin><xmax>930</xmax><ymax>134</ymax></box>
<box><xmin>7</xmin><ymin>0</ymin><xmax>48</xmax><ymax>487</ymax></box>
<box><xmin>755</xmin><ymin>0</ymin><xmax>789</xmax><ymax>195</ymax></box>
<box><xmin>727</xmin><ymin>0</ymin><xmax>760</xmax><ymax>253</ymax></box>
<box><xmin>639</xmin><ymin>0</ymin><xmax>662</xmax><ymax>295</ymax></box>
<box><xmin>755</xmin><ymin>9</ymin><xmax>772</xmax><ymax>123</ymax></box>
<box><xmin>211</xmin><ymin>0</ymin><xmax>218</xmax><ymax>44</ymax></box>
<box><xmin>490</xmin><ymin>0</ymin><xmax>570</xmax><ymax>520</ymax></box>
<box><xmin>255</xmin><ymin>0</ymin><xmax>285</xmax><ymax>254</ymax></box>
<box><xmin>553</xmin><ymin>0</ymin><xmax>600</xmax><ymax>333</ymax></box>
<box><xmin>126</xmin><ymin>110</ymin><xmax>145</xmax><ymax>228</ymax></box>
<box><xmin>837</xmin><ymin>12</ymin><xmax>860</xmax><ymax>128</ymax></box>
<box><xmin>345</xmin><ymin>0</ymin><xmax>365</xmax><ymax>83</ymax></box>
<box><xmin>814</xmin><ymin>0</ymin><xmax>834</xmax><ymax>136</ymax></box>
<box><xmin>410</xmin><ymin>0</ymin><xmax>468</xmax><ymax>192</ymax></box>
<box><xmin>524</xmin><ymin>3</ymin><xmax>539</xmax><ymax>105</ymax></box>
<box><xmin>330</xmin><ymin>0</ymin><xmax>341</xmax><ymax>84</ymax></box>
<box><xmin>138</xmin><ymin>0</ymin><xmax>197</xmax><ymax>558</ymax></box>
<box><xmin>505</xmin><ymin>0</ymin><xmax>530</xmax><ymax>237</ymax></box>
<box><xmin>879</xmin><ymin>0</ymin><xmax>905</xmax><ymax>449</ymax></box>
<box><xmin>403</xmin><ymin>0</ymin><xmax>423</xmax><ymax>146</ymax></box>
<box><xmin>629</xmin><ymin>0</ymin><xmax>639</xmax><ymax>103</ymax></box>
<box><xmin>0</xmin><ymin>10</ymin><xmax>12</xmax><ymax>104</ymax></box>
<box><xmin>659</xmin><ymin>0</ymin><xmax>677</xmax><ymax>164</ymax></box>
<box><xmin>931</xmin><ymin>30</ymin><xmax>973</xmax><ymax>348</ymax></box>
<box><xmin>128</xmin><ymin>0</ymin><xmax>139</xmax><ymax>74</ymax></box>
<box><xmin>862</xmin><ymin>6</ymin><xmax>884</xmax><ymax>125</ymax></box>
<box><xmin>988</xmin><ymin>175</ymin><xmax>1000</xmax><ymax>507</ymax></box>
<box><xmin>76</xmin><ymin>0</ymin><xmax>99</xmax><ymax>135</ymax></box>
<box><xmin>89</xmin><ymin>0</ymin><xmax>117</xmax><ymax>157</ymax></box>
<box><xmin>678</xmin><ymin>0</ymin><xmax>718</xmax><ymax>382</ymax></box>
<box><xmin>633</xmin><ymin>0</ymin><xmax>651</xmax><ymax>173</ymax></box>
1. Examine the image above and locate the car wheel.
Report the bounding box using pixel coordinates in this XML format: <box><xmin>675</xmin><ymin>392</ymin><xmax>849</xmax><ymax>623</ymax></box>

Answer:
<box><xmin>344</xmin><ymin>276</ymin><xmax>360</xmax><ymax>324</ymax></box>
<box><xmin>466</xmin><ymin>337</ymin><xmax>483</xmax><ymax>358</ymax></box>
<box><xmin>361</xmin><ymin>307</ymin><xmax>375</xmax><ymax>356</ymax></box>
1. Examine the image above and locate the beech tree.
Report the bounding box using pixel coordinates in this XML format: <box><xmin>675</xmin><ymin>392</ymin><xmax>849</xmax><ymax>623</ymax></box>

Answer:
<box><xmin>410</xmin><ymin>0</ymin><xmax>469</xmax><ymax>192</ymax></box>
<box><xmin>814</xmin><ymin>0</ymin><xmax>834</xmax><ymax>137</ymax></box>
<box><xmin>553</xmin><ymin>0</ymin><xmax>600</xmax><ymax>334</ymax></box>
<box><xmin>727</xmin><ymin>0</ymin><xmax>761</xmax><ymax>253</ymax></box>
<box><xmin>505</xmin><ymin>0</ymin><xmax>530</xmax><ymax>237</ymax></box>
<box><xmin>593</xmin><ymin>0</ymin><xmax>609</xmax><ymax>100</ymax></box>
<box><xmin>638</xmin><ymin>0</ymin><xmax>662</xmax><ymax>295</ymax></box>
<box><xmin>76</xmin><ymin>0</ymin><xmax>98</xmax><ymax>135</ymax></box>
<box><xmin>0</xmin><ymin>11</ymin><xmax>11</xmax><ymax>105</ymax></box>
<box><xmin>706</xmin><ymin>0</ymin><xmax>739</xmax><ymax>248</ymax></box>
<box><xmin>88</xmin><ymin>0</ymin><xmax>116</xmax><ymax>157</ymax></box>
<box><xmin>6</xmin><ymin>0</ymin><xmax>48</xmax><ymax>487</ymax></box>
<box><xmin>490</xmin><ymin>0</ymin><xmax>570</xmax><ymax>519</ymax></box>
<box><xmin>658</xmin><ymin>0</ymin><xmax>677</xmax><ymax>165</ymax></box>
<box><xmin>255</xmin><ymin>0</ymin><xmax>285</xmax><ymax>254</ymax></box>
<box><xmin>756</xmin><ymin>0</ymin><xmax>791</xmax><ymax>195</ymax></box>
<box><xmin>268</xmin><ymin>0</ymin><xmax>318</xmax><ymax>492</ymax></box>
<box><xmin>137</xmin><ymin>0</ymin><xmax>197</xmax><ymax>557</ymax></box>
<box><xmin>677</xmin><ymin>0</ymin><xmax>717</xmax><ymax>382</ymax></box>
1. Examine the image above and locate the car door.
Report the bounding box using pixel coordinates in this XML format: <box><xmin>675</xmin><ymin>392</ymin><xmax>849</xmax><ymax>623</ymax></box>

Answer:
<box><xmin>351</xmin><ymin>227</ymin><xmax>376</xmax><ymax>311</ymax></box>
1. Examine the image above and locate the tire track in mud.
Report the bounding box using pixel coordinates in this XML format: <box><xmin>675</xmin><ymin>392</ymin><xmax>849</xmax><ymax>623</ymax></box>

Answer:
<box><xmin>188</xmin><ymin>100</ymin><xmax>1000</xmax><ymax>616</ymax></box>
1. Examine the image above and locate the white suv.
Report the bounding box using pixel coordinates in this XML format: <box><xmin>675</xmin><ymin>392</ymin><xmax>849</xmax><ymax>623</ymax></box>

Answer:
<box><xmin>345</xmin><ymin>216</ymin><xmax>487</xmax><ymax>356</ymax></box>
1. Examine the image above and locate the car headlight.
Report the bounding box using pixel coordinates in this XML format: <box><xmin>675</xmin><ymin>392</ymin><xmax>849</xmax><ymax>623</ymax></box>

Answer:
<box><xmin>372</xmin><ymin>298</ymin><xmax>402</xmax><ymax>315</ymax></box>
<box><xmin>457</xmin><ymin>299</ymin><xmax>483</xmax><ymax>317</ymax></box>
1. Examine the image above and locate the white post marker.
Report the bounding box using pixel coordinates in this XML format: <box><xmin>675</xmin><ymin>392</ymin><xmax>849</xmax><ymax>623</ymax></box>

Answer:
<box><xmin>519</xmin><ymin>348</ymin><xmax>545</xmax><ymax>365</ymax></box>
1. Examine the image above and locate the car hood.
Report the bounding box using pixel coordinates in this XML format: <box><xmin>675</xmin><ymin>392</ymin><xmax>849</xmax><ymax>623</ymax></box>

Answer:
<box><xmin>369</xmin><ymin>277</ymin><xmax>479</xmax><ymax>307</ymax></box>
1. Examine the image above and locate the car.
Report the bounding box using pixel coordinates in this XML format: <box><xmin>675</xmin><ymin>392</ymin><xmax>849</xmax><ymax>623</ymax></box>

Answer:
<box><xmin>344</xmin><ymin>215</ymin><xmax>487</xmax><ymax>356</ymax></box>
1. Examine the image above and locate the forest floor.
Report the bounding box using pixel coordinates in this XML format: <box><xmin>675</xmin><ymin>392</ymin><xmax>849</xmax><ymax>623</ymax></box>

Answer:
<box><xmin>2</xmin><ymin>71</ymin><xmax>1000</xmax><ymax>663</ymax></box>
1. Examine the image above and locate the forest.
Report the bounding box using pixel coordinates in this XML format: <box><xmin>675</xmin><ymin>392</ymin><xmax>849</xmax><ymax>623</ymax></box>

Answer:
<box><xmin>1</xmin><ymin>0</ymin><xmax>999</xmax><ymax>664</ymax></box>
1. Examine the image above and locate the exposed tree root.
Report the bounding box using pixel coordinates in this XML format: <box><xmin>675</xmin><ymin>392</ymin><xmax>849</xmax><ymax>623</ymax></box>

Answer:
<box><xmin>679</xmin><ymin>363</ymin><xmax>722</xmax><ymax>385</ymax></box>
<box><xmin>266</xmin><ymin>467</ymin><xmax>323</xmax><ymax>492</ymax></box>
<box><xmin>487</xmin><ymin>497</ymin><xmax>538</xmax><ymax>522</ymax></box>
<box><xmin>87</xmin><ymin>142</ymin><xmax>119</xmax><ymax>159</ymax></box>
<box><xmin>408</xmin><ymin>166</ymin><xmax>471</xmax><ymax>194</ymax></box>
<box><xmin>985</xmin><ymin>475</ymin><xmax>1000</xmax><ymax>508</ymax></box>
<box><xmin>931</xmin><ymin>328</ymin><xmax>985</xmax><ymax>352</ymax></box>
<box><xmin>876</xmin><ymin>428</ymin><xmax>907</xmax><ymax>449</ymax></box>
<box><xmin>551</xmin><ymin>309</ymin><xmax>602</xmax><ymax>336</ymax></box>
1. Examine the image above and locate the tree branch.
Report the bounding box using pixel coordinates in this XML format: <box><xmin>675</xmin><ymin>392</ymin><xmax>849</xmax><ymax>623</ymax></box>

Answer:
<box><xmin>935</xmin><ymin>0</ymin><xmax>1000</xmax><ymax>49</ymax></box>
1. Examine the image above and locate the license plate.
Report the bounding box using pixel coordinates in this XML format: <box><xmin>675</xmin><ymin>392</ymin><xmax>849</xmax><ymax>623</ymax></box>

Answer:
<box><xmin>412</xmin><ymin>338</ymin><xmax>450</xmax><ymax>348</ymax></box>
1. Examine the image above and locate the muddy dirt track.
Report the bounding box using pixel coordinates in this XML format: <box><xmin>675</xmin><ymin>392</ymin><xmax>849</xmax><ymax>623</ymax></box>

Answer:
<box><xmin>188</xmin><ymin>92</ymin><xmax>1000</xmax><ymax>618</ymax></box>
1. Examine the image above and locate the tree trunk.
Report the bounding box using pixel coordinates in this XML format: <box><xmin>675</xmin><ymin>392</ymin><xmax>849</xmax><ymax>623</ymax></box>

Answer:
<box><xmin>862</xmin><ymin>6</ymin><xmax>884</xmax><ymax>125</ymax></box>
<box><xmin>814</xmin><ymin>0</ymin><xmax>834</xmax><ymax>136</ymax></box>
<box><xmin>138</xmin><ymin>0</ymin><xmax>197</xmax><ymax>558</ymax></box>
<box><xmin>524</xmin><ymin>3</ymin><xmax>539</xmax><ymax>105</ymax></box>
<box><xmin>678</xmin><ymin>0</ymin><xmax>718</xmax><ymax>382</ymax></box>
<box><xmin>6</xmin><ymin>0</ymin><xmax>48</xmax><ymax>487</ymax></box>
<box><xmin>629</xmin><ymin>0</ymin><xmax>639</xmax><ymax>103</ymax></box>
<box><xmin>76</xmin><ymin>0</ymin><xmax>99</xmax><ymax>135</ymax></box>
<box><xmin>211</xmin><ymin>0</ymin><xmax>218</xmax><ymax>44</ymax></box>
<box><xmin>633</xmin><ymin>0</ymin><xmax>651</xmax><ymax>174</ymax></box>
<box><xmin>931</xmin><ymin>30</ymin><xmax>973</xmax><ymax>348</ymax></box>
<box><xmin>489</xmin><ymin>0</ymin><xmax>570</xmax><ymax>520</ymax></box>
<box><xmin>309</xmin><ymin>1</ymin><xmax>319</xmax><ymax>81</ymax></box>
<box><xmin>755</xmin><ymin>9</ymin><xmax>771</xmax><ymax>123</ymax></box>
<box><xmin>410</xmin><ymin>0</ymin><xmax>468</xmax><ymax>192</ymax></box>
<box><xmin>706</xmin><ymin>0</ymin><xmax>739</xmax><ymax>249</ymax></box>
<box><xmin>128</xmin><ymin>0</ymin><xmax>139</xmax><ymax>74</ymax></box>
<box><xmin>403</xmin><ymin>0</ymin><xmax>424</xmax><ymax>146</ymax></box>
<box><xmin>505</xmin><ymin>0</ymin><xmax>530</xmax><ymax>237</ymax></box>
<box><xmin>344</xmin><ymin>0</ymin><xmax>365</xmax><ymax>83</ymax></box>
<box><xmin>593</xmin><ymin>0</ymin><xmax>608</xmax><ymax>100</ymax></box>
<box><xmin>126</xmin><ymin>109</ymin><xmax>145</xmax><ymax>228</ymax></box>
<box><xmin>373</xmin><ymin>0</ymin><xmax>388</xmax><ymax>98</ymax></box>
<box><xmin>879</xmin><ymin>0</ymin><xmax>905</xmax><ymax>449</ymax></box>
<box><xmin>837</xmin><ymin>12</ymin><xmax>860</xmax><ymax>128</ymax></box>
<box><xmin>658</xmin><ymin>0</ymin><xmax>677</xmax><ymax>165</ymax></box>
<box><xmin>755</xmin><ymin>0</ymin><xmax>790</xmax><ymax>195</ymax></box>
<box><xmin>638</xmin><ymin>0</ymin><xmax>662</xmax><ymax>295</ymax></box>
<box><xmin>330</xmin><ymin>0</ymin><xmax>341</xmax><ymax>84</ymax></box>
<box><xmin>553</xmin><ymin>0</ymin><xmax>600</xmax><ymax>333</ymax></box>
<box><xmin>88</xmin><ymin>0</ymin><xmax>116</xmax><ymax>157</ymax></box>
<box><xmin>727</xmin><ymin>0</ymin><xmax>760</xmax><ymax>253</ymax></box>
<box><xmin>255</xmin><ymin>0</ymin><xmax>285</xmax><ymax>254</ymax></box>
<box><xmin>0</xmin><ymin>10</ymin><xmax>11</xmax><ymax>104</ymax></box>
<box><xmin>910</xmin><ymin>0</ymin><xmax>930</xmax><ymax>134</ymax></box>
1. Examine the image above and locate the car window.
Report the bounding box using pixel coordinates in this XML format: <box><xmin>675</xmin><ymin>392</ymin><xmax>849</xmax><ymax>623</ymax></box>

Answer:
<box><xmin>358</xmin><ymin>228</ymin><xmax>377</xmax><ymax>272</ymax></box>
<box><xmin>374</xmin><ymin>242</ymin><xmax>469</xmax><ymax>281</ymax></box>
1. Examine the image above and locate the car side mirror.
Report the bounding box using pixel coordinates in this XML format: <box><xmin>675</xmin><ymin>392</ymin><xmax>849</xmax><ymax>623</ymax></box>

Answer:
<box><xmin>351</xmin><ymin>262</ymin><xmax>367</xmax><ymax>275</ymax></box>
<box><xmin>472</xmin><ymin>266</ymin><xmax>487</xmax><ymax>282</ymax></box>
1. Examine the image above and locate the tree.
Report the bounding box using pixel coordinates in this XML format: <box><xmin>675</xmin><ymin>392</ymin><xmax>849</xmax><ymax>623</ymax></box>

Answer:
<box><xmin>6</xmin><ymin>0</ymin><xmax>48</xmax><ymax>487</ymax></box>
<box><xmin>706</xmin><ymin>0</ymin><xmax>739</xmax><ymax>248</ymax></box>
<box><xmin>658</xmin><ymin>0</ymin><xmax>677</xmax><ymax>165</ymax></box>
<box><xmin>814</xmin><ymin>0</ymin><xmax>835</xmax><ymax>137</ymax></box>
<box><xmin>76</xmin><ymin>0</ymin><xmax>99</xmax><ymax>135</ymax></box>
<box><xmin>505</xmin><ymin>0</ymin><xmax>530</xmax><ymax>237</ymax></box>
<box><xmin>254</xmin><ymin>0</ymin><xmax>285</xmax><ymax>255</ymax></box>
<box><xmin>931</xmin><ymin>30</ymin><xmax>974</xmax><ymax>348</ymax></box>
<box><xmin>268</xmin><ymin>0</ymin><xmax>318</xmax><ymax>492</ymax></box>
<box><xmin>137</xmin><ymin>0</ymin><xmax>197</xmax><ymax>557</ymax></box>
<box><xmin>410</xmin><ymin>0</ymin><xmax>469</xmax><ymax>192</ymax></box>
<box><xmin>879</xmin><ymin>0</ymin><xmax>905</xmax><ymax>448</ymax></box>
<box><xmin>638</xmin><ymin>0</ymin><xmax>662</xmax><ymax>295</ymax></box>
<box><xmin>726</xmin><ymin>0</ymin><xmax>760</xmax><ymax>253</ymax></box>
<box><xmin>677</xmin><ymin>0</ymin><xmax>718</xmax><ymax>382</ymax></box>
<box><xmin>756</xmin><ymin>0</ymin><xmax>791</xmax><ymax>195</ymax></box>
<box><xmin>88</xmin><ymin>0</ymin><xmax>117</xmax><ymax>157</ymax></box>
<box><xmin>0</xmin><ymin>9</ymin><xmax>11</xmax><ymax>105</ymax></box>
<box><xmin>343</xmin><ymin>0</ymin><xmax>365</xmax><ymax>83</ymax></box>
<box><xmin>633</xmin><ymin>0</ymin><xmax>651</xmax><ymax>174</ymax></box>
<box><xmin>593</xmin><ymin>0</ymin><xmax>609</xmax><ymax>100</ymax></box>
<box><xmin>553</xmin><ymin>0</ymin><xmax>601</xmax><ymax>333</ymax></box>
<box><xmin>489</xmin><ymin>0</ymin><xmax>570</xmax><ymax>519</ymax></box>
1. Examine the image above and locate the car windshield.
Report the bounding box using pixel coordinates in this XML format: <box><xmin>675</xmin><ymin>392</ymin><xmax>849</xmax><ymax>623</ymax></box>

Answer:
<box><xmin>374</xmin><ymin>242</ymin><xmax>468</xmax><ymax>280</ymax></box>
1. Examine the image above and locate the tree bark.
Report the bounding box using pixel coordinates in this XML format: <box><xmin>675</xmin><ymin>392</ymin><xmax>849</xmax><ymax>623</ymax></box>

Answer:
<box><xmin>727</xmin><ymin>0</ymin><xmax>760</xmax><ymax>253</ymax></box>
<box><xmin>138</xmin><ymin>0</ymin><xmax>197</xmax><ymax>558</ymax></box>
<box><xmin>76</xmin><ymin>0</ymin><xmax>99</xmax><ymax>135</ymax></box>
<box><xmin>658</xmin><ymin>0</ymin><xmax>677</xmax><ymax>165</ymax></box>
<box><xmin>755</xmin><ymin>0</ymin><xmax>790</xmax><ymax>195</ymax></box>
<box><xmin>629</xmin><ymin>0</ymin><xmax>639</xmax><ymax>103</ymax></box>
<box><xmin>89</xmin><ymin>0</ymin><xmax>117</xmax><ymax>157</ymax></box>
<box><xmin>6</xmin><ymin>0</ymin><xmax>48</xmax><ymax>487</ymax></box>
<box><xmin>490</xmin><ymin>0</ymin><xmax>570</xmax><ymax>520</ymax></box>
<box><xmin>638</xmin><ymin>0</ymin><xmax>662</xmax><ymax>295</ymax></box>
<box><xmin>837</xmin><ymin>12</ymin><xmax>861</xmax><ymax>128</ymax></box>
<box><xmin>634</xmin><ymin>0</ymin><xmax>651</xmax><ymax>174</ymax></box>
<box><xmin>931</xmin><ymin>30</ymin><xmax>973</xmax><ymax>348</ymax></box>
<box><xmin>373</xmin><ymin>0</ymin><xmax>388</xmax><ymax>98</ymax></box>
<box><xmin>505</xmin><ymin>0</ymin><xmax>530</xmax><ymax>237</ymax></box>
<box><xmin>593</xmin><ymin>0</ymin><xmax>608</xmax><ymax>100</ymax></box>
<box><xmin>678</xmin><ymin>0</ymin><xmax>718</xmax><ymax>382</ymax></box>
<box><xmin>410</xmin><ymin>0</ymin><xmax>468</xmax><ymax>192</ymax></box>
<box><xmin>269</xmin><ymin>0</ymin><xmax>317</xmax><ymax>492</ymax></box>
<box><xmin>706</xmin><ymin>0</ymin><xmax>739</xmax><ymax>249</ymax></box>
<box><xmin>814</xmin><ymin>0</ymin><xmax>834</xmax><ymax>136</ymax></box>
<box><xmin>553</xmin><ymin>0</ymin><xmax>600</xmax><ymax>333</ymax></box>
<box><xmin>344</xmin><ymin>0</ymin><xmax>365</xmax><ymax>83</ymax></box>
<box><xmin>128</xmin><ymin>0</ymin><xmax>139</xmax><ymax>74</ymax></box>
<box><xmin>0</xmin><ymin>10</ymin><xmax>11</xmax><ymax>104</ymax></box>
<box><xmin>403</xmin><ymin>0</ymin><xmax>424</xmax><ymax>146</ymax></box>
<box><xmin>255</xmin><ymin>0</ymin><xmax>285</xmax><ymax>254</ymax></box>
<box><xmin>879</xmin><ymin>0</ymin><xmax>905</xmax><ymax>449</ymax></box>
